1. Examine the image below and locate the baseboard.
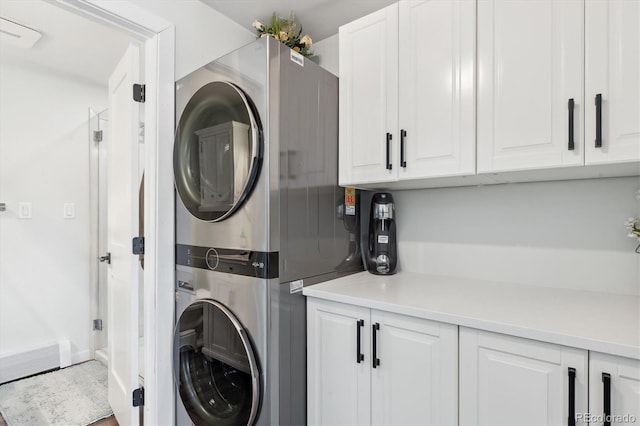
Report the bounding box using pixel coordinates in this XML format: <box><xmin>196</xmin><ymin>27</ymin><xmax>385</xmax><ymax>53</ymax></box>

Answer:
<box><xmin>94</xmin><ymin>348</ymin><xmax>108</xmax><ymax>367</ymax></box>
<box><xmin>0</xmin><ymin>344</ymin><xmax>91</xmax><ymax>384</ymax></box>
<box><xmin>0</xmin><ymin>343</ymin><xmax>59</xmax><ymax>384</ymax></box>
<box><xmin>71</xmin><ymin>349</ymin><xmax>91</xmax><ymax>366</ymax></box>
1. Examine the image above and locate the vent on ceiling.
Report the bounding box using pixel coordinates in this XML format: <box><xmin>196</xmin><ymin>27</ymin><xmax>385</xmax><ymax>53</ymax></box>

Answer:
<box><xmin>0</xmin><ymin>17</ymin><xmax>42</xmax><ymax>48</ymax></box>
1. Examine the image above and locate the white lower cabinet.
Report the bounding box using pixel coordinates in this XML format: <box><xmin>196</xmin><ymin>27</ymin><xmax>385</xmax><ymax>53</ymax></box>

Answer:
<box><xmin>459</xmin><ymin>327</ymin><xmax>588</xmax><ymax>426</ymax></box>
<box><xmin>307</xmin><ymin>298</ymin><xmax>458</xmax><ymax>425</ymax></box>
<box><xmin>588</xmin><ymin>352</ymin><xmax>640</xmax><ymax>426</ymax></box>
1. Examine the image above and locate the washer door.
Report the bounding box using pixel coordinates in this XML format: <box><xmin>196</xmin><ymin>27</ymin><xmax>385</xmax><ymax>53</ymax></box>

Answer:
<box><xmin>174</xmin><ymin>81</ymin><xmax>262</xmax><ymax>222</ymax></box>
<box><xmin>174</xmin><ymin>299</ymin><xmax>261</xmax><ymax>426</ymax></box>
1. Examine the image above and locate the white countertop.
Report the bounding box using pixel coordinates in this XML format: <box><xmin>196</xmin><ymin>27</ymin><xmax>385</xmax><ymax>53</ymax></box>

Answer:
<box><xmin>303</xmin><ymin>271</ymin><xmax>640</xmax><ymax>360</ymax></box>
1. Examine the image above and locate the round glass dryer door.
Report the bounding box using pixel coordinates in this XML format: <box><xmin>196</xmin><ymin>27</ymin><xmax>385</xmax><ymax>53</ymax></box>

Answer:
<box><xmin>174</xmin><ymin>299</ymin><xmax>261</xmax><ymax>426</ymax></box>
<box><xmin>174</xmin><ymin>81</ymin><xmax>262</xmax><ymax>222</ymax></box>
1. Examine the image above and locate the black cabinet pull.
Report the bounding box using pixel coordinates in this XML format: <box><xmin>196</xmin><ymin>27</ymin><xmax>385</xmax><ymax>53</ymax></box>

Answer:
<box><xmin>386</xmin><ymin>133</ymin><xmax>392</xmax><ymax>170</ymax></box>
<box><xmin>568</xmin><ymin>99</ymin><xmax>575</xmax><ymax>151</ymax></box>
<box><xmin>568</xmin><ymin>367</ymin><xmax>576</xmax><ymax>426</ymax></box>
<box><xmin>356</xmin><ymin>319</ymin><xmax>364</xmax><ymax>363</ymax></box>
<box><xmin>400</xmin><ymin>129</ymin><xmax>407</xmax><ymax>168</ymax></box>
<box><xmin>603</xmin><ymin>372</ymin><xmax>611</xmax><ymax>426</ymax></box>
<box><xmin>372</xmin><ymin>323</ymin><xmax>380</xmax><ymax>368</ymax></box>
<box><xmin>595</xmin><ymin>93</ymin><xmax>603</xmax><ymax>148</ymax></box>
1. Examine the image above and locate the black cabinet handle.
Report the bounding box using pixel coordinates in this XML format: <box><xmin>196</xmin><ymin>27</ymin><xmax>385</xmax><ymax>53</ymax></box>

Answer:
<box><xmin>372</xmin><ymin>323</ymin><xmax>380</xmax><ymax>368</ymax></box>
<box><xmin>400</xmin><ymin>129</ymin><xmax>407</xmax><ymax>168</ymax></box>
<box><xmin>568</xmin><ymin>99</ymin><xmax>575</xmax><ymax>151</ymax></box>
<box><xmin>356</xmin><ymin>319</ymin><xmax>364</xmax><ymax>363</ymax></box>
<box><xmin>603</xmin><ymin>372</ymin><xmax>611</xmax><ymax>426</ymax></box>
<box><xmin>386</xmin><ymin>133</ymin><xmax>392</xmax><ymax>170</ymax></box>
<box><xmin>568</xmin><ymin>367</ymin><xmax>576</xmax><ymax>426</ymax></box>
<box><xmin>595</xmin><ymin>93</ymin><xmax>603</xmax><ymax>148</ymax></box>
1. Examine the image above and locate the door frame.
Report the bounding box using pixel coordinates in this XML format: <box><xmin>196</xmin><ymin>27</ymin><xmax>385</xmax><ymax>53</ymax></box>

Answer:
<box><xmin>57</xmin><ymin>1</ymin><xmax>175</xmax><ymax>424</ymax></box>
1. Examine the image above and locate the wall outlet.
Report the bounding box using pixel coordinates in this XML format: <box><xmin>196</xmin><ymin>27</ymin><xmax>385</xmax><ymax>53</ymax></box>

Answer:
<box><xmin>63</xmin><ymin>203</ymin><xmax>75</xmax><ymax>219</ymax></box>
<box><xmin>18</xmin><ymin>202</ymin><xmax>32</xmax><ymax>219</ymax></box>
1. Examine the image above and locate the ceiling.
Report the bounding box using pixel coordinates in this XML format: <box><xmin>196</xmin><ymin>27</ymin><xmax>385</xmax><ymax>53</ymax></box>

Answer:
<box><xmin>0</xmin><ymin>0</ymin><xmax>133</xmax><ymax>86</ymax></box>
<box><xmin>199</xmin><ymin>0</ymin><xmax>397</xmax><ymax>42</ymax></box>
<box><xmin>0</xmin><ymin>0</ymin><xmax>396</xmax><ymax>86</ymax></box>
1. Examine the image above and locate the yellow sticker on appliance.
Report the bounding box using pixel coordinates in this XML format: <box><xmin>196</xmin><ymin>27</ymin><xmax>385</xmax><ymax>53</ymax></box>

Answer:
<box><xmin>345</xmin><ymin>187</ymin><xmax>356</xmax><ymax>216</ymax></box>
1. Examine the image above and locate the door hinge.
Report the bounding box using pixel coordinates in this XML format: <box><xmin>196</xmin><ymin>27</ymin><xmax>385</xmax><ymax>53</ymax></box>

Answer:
<box><xmin>132</xmin><ymin>236</ymin><xmax>145</xmax><ymax>255</ymax></box>
<box><xmin>93</xmin><ymin>130</ymin><xmax>103</xmax><ymax>143</ymax></box>
<box><xmin>132</xmin><ymin>387</ymin><xmax>144</xmax><ymax>407</ymax></box>
<box><xmin>92</xmin><ymin>319</ymin><xmax>103</xmax><ymax>331</ymax></box>
<box><xmin>133</xmin><ymin>84</ymin><xmax>145</xmax><ymax>103</ymax></box>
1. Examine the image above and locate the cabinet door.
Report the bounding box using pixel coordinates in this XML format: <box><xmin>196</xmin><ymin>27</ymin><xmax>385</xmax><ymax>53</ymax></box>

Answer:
<box><xmin>589</xmin><ymin>352</ymin><xmax>640</xmax><ymax>426</ymax></box>
<box><xmin>477</xmin><ymin>0</ymin><xmax>584</xmax><ymax>173</ymax></box>
<box><xmin>459</xmin><ymin>328</ymin><xmax>588</xmax><ymax>426</ymax></box>
<box><xmin>398</xmin><ymin>0</ymin><xmax>475</xmax><ymax>179</ymax></box>
<box><xmin>371</xmin><ymin>310</ymin><xmax>458</xmax><ymax>425</ymax></box>
<box><xmin>339</xmin><ymin>4</ymin><xmax>398</xmax><ymax>185</ymax></box>
<box><xmin>307</xmin><ymin>298</ymin><xmax>371</xmax><ymax>426</ymax></box>
<box><xmin>585</xmin><ymin>0</ymin><xmax>640</xmax><ymax>165</ymax></box>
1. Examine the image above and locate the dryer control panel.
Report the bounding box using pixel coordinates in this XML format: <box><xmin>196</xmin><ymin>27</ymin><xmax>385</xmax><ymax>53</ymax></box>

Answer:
<box><xmin>176</xmin><ymin>244</ymin><xmax>278</xmax><ymax>279</ymax></box>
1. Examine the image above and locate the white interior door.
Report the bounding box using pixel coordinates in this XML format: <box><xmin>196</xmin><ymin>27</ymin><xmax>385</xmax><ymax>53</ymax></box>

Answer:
<box><xmin>107</xmin><ymin>43</ymin><xmax>140</xmax><ymax>426</ymax></box>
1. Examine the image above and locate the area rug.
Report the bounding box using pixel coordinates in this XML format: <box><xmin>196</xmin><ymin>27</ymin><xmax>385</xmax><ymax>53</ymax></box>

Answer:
<box><xmin>0</xmin><ymin>360</ymin><xmax>113</xmax><ymax>426</ymax></box>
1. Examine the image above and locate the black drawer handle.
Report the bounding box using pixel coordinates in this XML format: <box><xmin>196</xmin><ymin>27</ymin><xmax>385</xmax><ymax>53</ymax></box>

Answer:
<box><xmin>568</xmin><ymin>367</ymin><xmax>576</xmax><ymax>426</ymax></box>
<box><xmin>603</xmin><ymin>372</ymin><xmax>611</xmax><ymax>426</ymax></box>
<box><xmin>356</xmin><ymin>319</ymin><xmax>364</xmax><ymax>363</ymax></box>
<box><xmin>568</xmin><ymin>99</ymin><xmax>575</xmax><ymax>151</ymax></box>
<box><xmin>372</xmin><ymin>323</ymin><xmax>380</xmax><ymax>368</ymax></box>
<box><xmin>400</xmin><ymin>129</ymin><xmax>407</xmax><ymax>168</ymax></box>
<box><xmin>386</xmin><ymin>133</ymin><xmax>392</xmax><ymax>170</ymax></box>
<box><xmin>595</xmin><ymin>93</ymin><xmax>603</xmax><ymax>148</ymax></box>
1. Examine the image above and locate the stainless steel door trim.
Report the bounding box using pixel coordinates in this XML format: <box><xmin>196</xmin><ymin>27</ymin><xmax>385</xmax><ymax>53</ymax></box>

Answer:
<box><xmin>173</xmin><ymin>297</ymin><xmax>262</xmax><ymax>426</ymax></box>
<box><xmin>173</xmin><ymin>80</ymin><xmax>263</xmax><ymax>223</ymax></box>
<box><xmin>208</xmin><ymin>298</ymin><xmax>262</xmax><ymax>426</ymax></box>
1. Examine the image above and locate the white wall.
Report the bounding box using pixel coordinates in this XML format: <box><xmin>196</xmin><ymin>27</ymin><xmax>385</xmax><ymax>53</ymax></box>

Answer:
<box><xmin>0</xmin><ymin>58</ymin><xmax>108</xmax><ymax>364</ymax></box>
<box><xmin>312</xmin><ymin>34</ymin><xmax>338</xmax><ymax>76</ymax></box>
<box><xmin>316</xmin><ymin>32</ymin><xmax>639</xmax><ymax>295</ymax></box>
<box><xmin>393</xmin><ymin>177</ymin><xmax>640</xmax><ymax>295</ymax></box>
<box><xmin>130</xmin><ymin>0</ymin><xmax>255</xmax><ymax>80</ymax></box>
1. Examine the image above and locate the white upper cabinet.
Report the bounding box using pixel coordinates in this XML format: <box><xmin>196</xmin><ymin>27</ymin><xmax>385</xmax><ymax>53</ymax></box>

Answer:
<box><xmin>339</xmin><ymin>0</ymin><xmax>475</xmax><ymax>187</ymax></box>
<box><xmin>398</xmin><ymin>0</ymin><xmax>476</xmax><ymax>180</ymax></box>
<box><xmin>340</xmin><ymin>0</ymin><xmax>639</xmax><ymax>188</ymax></box>
<box><xmin>477</xmin><ymin>0</ymin><xmax>584</xmax><ymax>173</ymax></box>
<box><xmin>585</xmin><ymin>0</ymin><xmax>640</xmax><ymax>165</ymax></box>
<box><xmin>339</xmin><ymin>4</ymin><xmax>398</xmax><ymax>185</ymax></box>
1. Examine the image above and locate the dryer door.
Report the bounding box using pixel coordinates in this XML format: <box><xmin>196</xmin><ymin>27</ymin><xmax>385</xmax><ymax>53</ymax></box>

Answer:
<box><xmin>174</xmin><ymin>81</ymin><xmax>262</xmax><ymax>222</ymax></box>
<box><xmin>174</xmin><ymin>299</ymin><xmax>261</xmax><ymax>426</ymax></box>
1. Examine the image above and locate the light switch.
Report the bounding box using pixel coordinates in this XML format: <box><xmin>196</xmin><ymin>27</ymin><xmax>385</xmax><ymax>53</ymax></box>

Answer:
<box><xmin>63</xmin><ymin>203</ymin><xmax>75</xmax><ymax>219</ymax></box>
<box><xmin>18</xmin><ymin>202</ymin><xmax>32</xmax><ymax>219</ymax></box>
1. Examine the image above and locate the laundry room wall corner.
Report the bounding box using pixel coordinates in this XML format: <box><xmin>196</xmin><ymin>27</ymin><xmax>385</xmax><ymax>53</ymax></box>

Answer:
<box><xmin>126</xmin><ymin>0</ymin><xmax>255</xmax><ymax>79</ymax></box>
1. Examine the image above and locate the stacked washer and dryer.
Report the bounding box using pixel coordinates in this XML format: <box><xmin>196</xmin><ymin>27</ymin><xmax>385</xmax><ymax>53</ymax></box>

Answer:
<box><xmin>172</xmin><ymin>37</ymin><xmax>362</xmax><ymax>426</ymax></box>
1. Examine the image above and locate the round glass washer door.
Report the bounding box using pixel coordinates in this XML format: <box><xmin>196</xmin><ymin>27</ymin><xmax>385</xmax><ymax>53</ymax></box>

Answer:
<box><xmin>174</xmin><ymin>81</ymin><xmax>262</xmax><ymax>222</ymax></box>
<box><xmin>174</xmin><ymin>299</ymin><xmax>261</xmax><ymax>426</ymax></box>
